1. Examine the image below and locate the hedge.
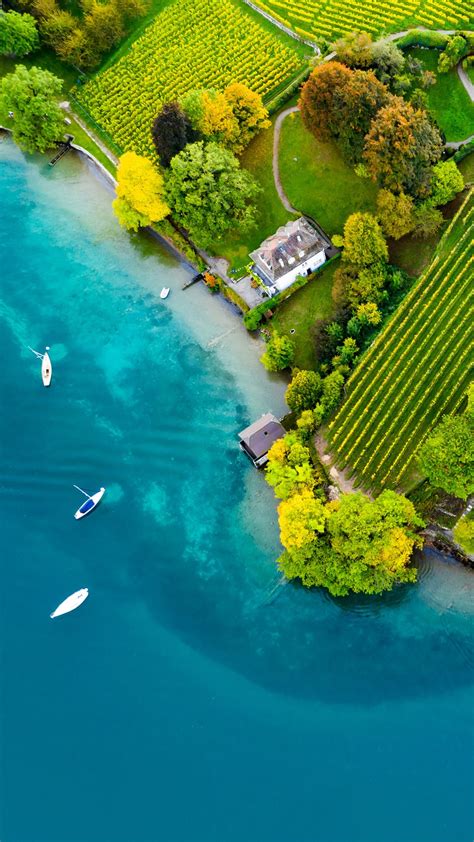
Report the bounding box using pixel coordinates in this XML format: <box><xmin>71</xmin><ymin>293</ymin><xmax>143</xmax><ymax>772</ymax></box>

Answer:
<box><xmin>454</xmin><ymin>139</ymin><xmax>474</xmax><ymax>163</ymax></box>
<box><xmin>397</xmin><ymin>29</ymin><xmax>474</xmax><ymax>52</ymax></box>
<box><xmin>243</xmin><ymin>253</ymin><xmax>340</xmax><ymax>330</ymax></box>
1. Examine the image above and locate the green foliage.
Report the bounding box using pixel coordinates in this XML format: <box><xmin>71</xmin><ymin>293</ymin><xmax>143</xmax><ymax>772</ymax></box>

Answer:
<box><xmin>296</xmin><ymin>409</ymin><xmax>317</xmax><ymax>440</ymax></box>
<box><xmin>396</xmin><ymin>30</ymin><xmax>449</xmax><ymax>50</ymax></box>
<box><xmin>0</xmin><ymin>63</ymin><xmax>64</xmax><ymax>153</ymax></box>
<box><xmin>376</xmin><ymin>189</ymin><xmax>415</xmax><ymax>239</ymax></box>
<box><xmin>412</xmin><ymin>203</ymin><xmax>443</xmax><ymax>239</ymax></box>
<box><xmin>0</xmin><ymin>10</ymin><xmax>39</xmax><ymax>57</ymax></box>
<box><xmin>341</xmin><ymin>212</ymin><xmax>388</xmax><ymax>266</ymax></box>
<box><xmin>285</xmin><ymin>369</ymin><xmax>322</xmax><ymax>413</ymax></box>
<box><xmin>277</xmin><ymin>489</ymin><xmax>423</xmax><ymax>596</ymax></box>
<box><xmin>453</xmin><ymin>516</ymin><xmax>474</xmax><ymax>555</ymax></box>
<box><xmin>260</xmin><ymin>332</ymin><xmax>295</xmax><ymax>371</ymax></box>
<box><xmin>265</xmin><ymin>432</ymin><xmax>317</xmax><ymax>500</ymax></box>
<box><xmin>165</xmin><ymin>141</ymin><xmax>260</xmax><ymax>248</ymax></box>
<box><xmin>321</xmin><ymin>370</ymin><xmax>344</xmax><ymax>414</ymax></box>
<box><xmin>428</xmin><ymin>160</ymin><xmax>464</xmax><ymax>208</ymax></box>
<box><xmin>356</xmin><ymin>301</ymin><xmax>381</xmax><ymax>326</ymax></box>
<box><xmin>438</xmin><ymin>35</ymin><xmax>468</xmax><ymax>74</ymax></box>
<box><xmin>419</xmin><ymin>414</ymin><xmax>474</xmax><ymax>500</ymax></box>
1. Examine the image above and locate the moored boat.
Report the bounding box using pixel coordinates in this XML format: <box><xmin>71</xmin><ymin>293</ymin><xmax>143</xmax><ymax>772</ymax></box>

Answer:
<box><xmin>74</xmin><ymin>486</ymin><xmax>106</xmax><ymax>520</ymax></box>
<box><xmin>42</xmin><ymin>350</ymin><xmax>52</xmax><ymax>387</ymax></box>
<box><xmin>50</xmin><ymin>587</ymin><xmax>89</xmax><ymax>618</ymax></box>
<box><xmin>160</xmin><ymin>287</ymin><xmax>170</xmax><ymax>299</ymax></box>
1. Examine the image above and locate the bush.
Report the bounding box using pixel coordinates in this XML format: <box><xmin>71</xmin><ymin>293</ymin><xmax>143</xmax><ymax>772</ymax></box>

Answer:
<box><xmin>285</xmin><ymin>369</ymin><xmax>322</xmax><ymax>413</ymax></box>
<box><xmin>396</xmin><ymin>30</ymin><xmax>449</xmax><ymax>51</ymax></box>
<box><xmin>453</xmin><ymin>516</ymin><xmax>474</xmax><ymax>555</ymax></box>
<box><xmin>260</xmin><ymin>333</ymin><xmax>295</xmax><ymax>371</ymax></box>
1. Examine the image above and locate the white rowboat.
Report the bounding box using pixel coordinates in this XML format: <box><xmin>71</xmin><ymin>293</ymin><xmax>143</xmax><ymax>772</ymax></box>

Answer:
<box><xmin>74</xmin><ymin>486</ymin><xmax>106</xmax><ymax>520</ymax></box>
<box><xmin>42</xmin><ymin>351</ymin><xmax>52</xmax><ymax>387</ymax></box>
<box><xmin>160</xmin><ymin>287</ymin><xmax>170</xmax><ymax>299</ymax></box>
<box><xmin>50</xmin><ymin>588</ymin><xmax>89</xmax><ymax>618</ymax></box>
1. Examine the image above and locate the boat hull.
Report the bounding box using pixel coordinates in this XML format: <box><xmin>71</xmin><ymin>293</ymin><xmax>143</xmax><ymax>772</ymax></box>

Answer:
<box><xmin>42</xmin><ymin>352</ymin><xmax>52</xmax><ymax>387</ymax></box>
<box><xmin>160</xmin><ymin>288</ymin><xmax>170</xmax><ymax>299</ymax></box>
<box><xmin>74</xmin><ymin>487</ymin><xmax>106</xmax><ymax>520</ymax></box>
<box><xmin>50</xmin><ymin>588</ymin><xmax>89</xmax><ymax>618</ymax></box>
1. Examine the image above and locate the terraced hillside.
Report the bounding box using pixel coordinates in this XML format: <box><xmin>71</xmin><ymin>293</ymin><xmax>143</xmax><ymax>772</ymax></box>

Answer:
<box><xmin>75</xmin><ymin>0</ymin><xmax>304</xmax><ymax>157</ymax></box>
<box><xmin>327</xmin><ymin>189</ymin><xmax>474</xmax><ymax>493</ymax></box>
<box><xmin>253</xmin><ymin>0</ymin><xmax>473</xmax><ymax>43</ymax></box>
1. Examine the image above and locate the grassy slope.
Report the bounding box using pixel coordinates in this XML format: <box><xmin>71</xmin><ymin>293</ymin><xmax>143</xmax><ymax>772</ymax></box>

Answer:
<box><xmin>407</xmin><ymin>48</ymin><xmax>474</xmax><ymax>142</ymax></box>
<box><xmin>327</xmin><ymin>190</ymin><xmax>474</xmax><ymax>493</ymax></box>
<box><xmin>278</xmin><ymin>112</ymin><xmax>378</xmax><ymax>236</ymax></box>
<box><xmin>271</xmin><ymin>259</ymin><xmax>337</xmax><ymax>370</ymax></box>
<box><xmin>208</xmin><ymin>113</ymin><xmax>294</xmax><ymax>273</ymax></box>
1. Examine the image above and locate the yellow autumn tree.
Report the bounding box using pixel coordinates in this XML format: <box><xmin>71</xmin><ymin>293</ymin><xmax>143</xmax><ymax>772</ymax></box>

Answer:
<box><xmin>278</xmin><ymin>488</ymin><xmax>327</xmax><ymax>551</ymax></box>
<box><xmin>181</xmin><ymin>84</ymin><xmax>269</xmax><ymax>153</ymax></box>
<box><xmin>113</xmin><ymin>151</ymin><xmax>169</xmax><ymax>231</ymax></box>
<box><xmin>224</xmin><ymin>82</ymin><xmax>270</xmax><ymax>152</ymax></box>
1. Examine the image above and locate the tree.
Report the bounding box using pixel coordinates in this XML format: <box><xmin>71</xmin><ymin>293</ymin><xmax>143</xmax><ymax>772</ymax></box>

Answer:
<box><xmin>278</xmin><ymin>488</ymin><xmax>328</xmax><ymax>552</ymax></box>
<box><xmin>321</xmin><ymin>370</ymin><xmax>345</xmax><ymax>413</ymax></box>
<box><xmin>260</xmin><ymin>333</ymin><xmax>295</xmax><ymax>371</ymax></box>
<box><xmin>0</xmin><ymin>10</ymin><xmax>39</xmax><ymax>56</ymax></box>
<box><xmin>345</xmin><ymin>264</ymin><xmax>387</xmax><ymax>310</ymax></box>
<box><xmin>332</xmin><ymin>31</ymin><xmax>374</xmax><ymax>67</ymax></box>
<box><xmin>412</xmin><ymin>203</ymin><xmax>443</xmax><ymax>239</ymax></box>
<box><xmin>82</xmin><ymin>0</ymin><xmax>124</xmax><ymax>66</ymax></box>
<box><xmin>181</xmin><ymin>88</ymin><xmax>236</xmax><ymax>145</ymax></box>
<box><xmin>0</xmin><ymin>64</ymin><xmax>64</xmax><ymax>153</ymax></box>
<box><xmin>438</xmin><ymin>35</ymin><xmax>468</xmax><ymax>73</ymax></box>
<box><xmin>453</xmin><ymin>516</ymin><xmax>474</xmax><ymax>555</ymax></box>
<box><xmin>356</xmin><ymin>301</ymin><xmax>381</xmax><ymax>326</ymax></box>
<box><xmin>419</xmin><ymin>414</ymin><xmax>474</xmax><ymax>499</ymax></box>
<box><xmin>341</xmin><ymin>212</ymin><xmax>388</xmax><ymax>265</ymax></box>
<box><xmin>114</xmin><ymin>0</ymin><xmax>149</xmax><ymax>26</ymax></box>
<box><xmin>285</xmin><ymin>369</ymin><xmax>322</xmax><ymax>413</ymax></box>
<box><xmin>223</xmin><ymin>82</ymin><xmax>270</xmax><ymax>153</ymax></box>
<box><xmin>337</xmin><ymin>336</ymin><xmax>358</xmax><ymax>365</ymax></box>
<box><xmin>297</xmin><ymin>409</ymin><xmax>317</xmax><ymax>440</ymax></box>
<box><xmin>113</xmin><ymin>151</ymin><xmax>169</xmax><ymax>231</ymax></box>
<box><xmin>376</xmin><ymin>189</ymin><xmax>415</xmax><ymax>239</ymax></box>
<box><xmin>151</xmin><ymin>101</ymin><xmax>197</xmax><ymax>167</ymax></box>
<box><xmin>265</xmin><ymin>434</ymin><xmax>316</xmax><ymax>500</ymax></box>
<box><xmin>299</xmin><ymin>61</ymin><xmax>353</xmax><ymax>142</ymax></box>
<box><xmin>428</xmin><ymin>160</ymin><xmax>464</xmax><ymax>207</ymax></box>
<box><xmin>165</xmin><ymin>141</ymin><xmax>259</xmax><ymax>247</ymax></box>
<box><xmin>364</xmin><ymin>98</ymin><xmax>443</xmax><ymax>198</ymax></box>
<box><xmin>39</xmin><ymin>9</ymin><xmax>77</xmax><ymax>51</ymax></box>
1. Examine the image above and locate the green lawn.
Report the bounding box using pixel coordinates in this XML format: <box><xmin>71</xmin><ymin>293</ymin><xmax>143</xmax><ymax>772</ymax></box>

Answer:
<box><xmin>271</xmin><ymin>259</ymin><xmax>338</xmax><ymax>370</ymax></box>
<box><xmin>279</xmin><ymin>112</ymin><xmax>378</xmax><ymax>236</ymax></box>
<box><xmin>407</xmin><ymin>48</ymin><xmax>474</xmax><ymax>142</ymax></box>
<box><xmin>208</xmin><ymin>113</ymin><xmax>294</xmax><ymax>273</ymax></box>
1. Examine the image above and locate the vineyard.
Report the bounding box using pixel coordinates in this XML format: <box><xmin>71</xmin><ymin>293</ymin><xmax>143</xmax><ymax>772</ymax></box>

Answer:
<box><xmin>327</xmin><ymin>189</ymin><xmax>474</xmax><ymax>493</ymax></box>
<box><xmin>75</xmin><ymin>0</ymin><xmax>304</xmax><ymax>157</ymax></box>
<box><xmin>253</xmin><ymin>0</ymin><xmax>474</xmax><ymax>43</ymax></box>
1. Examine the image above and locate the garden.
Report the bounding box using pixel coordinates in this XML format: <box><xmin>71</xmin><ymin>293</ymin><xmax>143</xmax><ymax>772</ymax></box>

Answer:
<box><xmin>75</xmin><ymin>0</ymin><xmax>306</xmax><ymax>157</ymax></box>
<box><xmin>327</xmin><ymin>189</ymin><xmax>474</xmax><ymax>493</ymax></box>
<box><xmin>252</xmin><ymin>0</ymin><xmax>473</xmax><ymax>43</ymax></box>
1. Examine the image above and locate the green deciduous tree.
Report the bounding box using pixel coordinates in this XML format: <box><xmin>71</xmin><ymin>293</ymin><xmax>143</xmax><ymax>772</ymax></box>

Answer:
<box><xmin>453</xmin><ymin>516</ymin><xmax>474</xmax><ymax>555</ymax></box>
<box><xmin>428</xmin><ymin>160</ymin><xmax>464</xmax><ymax>207</ymax></box>
<box><xmin>341</xmin><ymin>212</ymin><xmax>388</xmax><ymax>265</ymax></box>
<box><xmin>165</xmin><ymin>141</ymin><xmax>259</xmax><ymax>247</ymax></box>
<box><xmin>363</xmin><ymin>97</ymin><xmax>443</xmax><ymax>198</ymax></box>
<box><xmin>113</xmin><ymin>151</ymin><xmax>169</xmax><ymax>230</ymax></box>
<box><xmin>260</xmin><ymin>332</ymin><xmax>295</xmax><ymax>372</ymax></box>
<box><xmin>223</xmin><ymin>82</ymin><xmax>270</xmax><ymax>152</ymax></box>
<box><xmin>438</xmin><ymin>35</ymin><xmax>468</xmax><ymax>73</ymax></box>
<box><xmin>0</xmin><ymin>10</ymin><xmax>39</xmax><ymax>56</ymax></box>
<box><xmin>412</xmin><ymin>203</ymin><xmax>443</xmax><ymax>239</ymax></box>
<box><xmin>376</xmin><ymin>189</ymin><xmax>415</xmax><ymax>239</ymax></box>
<box><xmin>265</xmin><ymin>434</ymin><xmax>316</xmax><ymax>500</ymax></box>
<box><xmin>321</xmin><ymin>370</ymin><xmax>345</xmax><ymax>413</ymax></box>
<box><xmin>419</xmin><ymin>414</ymin><xmax>474</xmax><ymax>499</ymax></box>
<box><xmin>356</xmin><ymin>301</ymin><xmax>381</xmax><ymax>326</ymax></box>
<box><xmin>285</xmin><ymin>369</ymin><xmax>322</xmax><ymax>413</ymax></box>
<box><xmin>151</xmin><ymin>101</ymin><xmax>197</xmax><ymax>167</ymax></box>
<box><xmin>0</xmin><ymin>64</ymin><xmax>64</xmax><ymax>153</ymax></box>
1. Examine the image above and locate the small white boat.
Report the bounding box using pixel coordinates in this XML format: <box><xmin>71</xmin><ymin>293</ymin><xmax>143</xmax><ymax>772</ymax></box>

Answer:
<box><xmin>28</xmin><ymin>345</ymin><xmax>52</xmax><ymax>387</ymax></box>
<box><xmin>50</xmin><ymin>587</ymin><xmax>89</xmax><ymax>618</ymax></box>
<box><xmin>73</xmin><ymin>485</ymin><xmax>106</xmax><ymax>520</ymax></box>
<box><xmin>160</xmin><ymin>287</ymin><xmax>170</xmax><ymax>299</ymax></box>
<box><xmin>42</xmin><ymin>351</ymin><xmax>52</xmax><ymax>387</ymax></box>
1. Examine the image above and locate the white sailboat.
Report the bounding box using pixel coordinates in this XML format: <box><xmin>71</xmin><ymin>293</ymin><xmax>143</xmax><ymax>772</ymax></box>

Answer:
<box><xmin>50</xmin><ymin>588</ymin><xmax>89</xmax><ymax>618</ymax></box>
<box><xmin>28</xmin><ymin>345</ymin><xmax>52</xmax><ymax>386</ymax></box>
<box><xmin>73</xmin><ymin>485</ymin><xmax>106</xmax><ymax>520</ymax></box>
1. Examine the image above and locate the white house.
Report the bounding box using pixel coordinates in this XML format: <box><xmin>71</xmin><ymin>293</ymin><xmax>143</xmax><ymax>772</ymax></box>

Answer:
<box><xmin>249</xmin><ymin>217</ymin><xmax>329</xmax><ymax>297</ymax></box>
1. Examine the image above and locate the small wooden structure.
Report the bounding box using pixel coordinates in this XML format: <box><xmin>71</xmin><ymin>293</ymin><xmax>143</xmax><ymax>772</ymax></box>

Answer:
<box><xmin>238</xmin><ymin>413</ymin><xmax>285</xmax><ymax>468</ymax></box>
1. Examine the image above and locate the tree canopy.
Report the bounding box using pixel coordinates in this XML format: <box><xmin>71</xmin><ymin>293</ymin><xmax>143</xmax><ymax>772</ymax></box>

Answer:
<box><xmin>285</xmin><ymin>369</ymin><xmax>322</xmax><ymax>413</ymax></box>
<box><xmin>165</xmin><ymin>141</ymin><xmax>259</xmax><ymax>247</ymax></box>
<box><xmin>428</xmin><ymin>160</ymin><xmax>464</xmax><ymax>208</ymax></box>
<box><xmin>0</xmin><ymin>64</ymin><xmax>64</xmax><ymax>153</ymax></box>
<box><xmin>0</xmin><ymin>10</ymin><xmax>39</xmax><ymax>57</ymax></box>
<box><xmin>151</xmin><ymin>101</ymin><xmax>197</xmax><ymax>168</ymax></box>
<box><xmin>341</xmin><ymin>212</ymin><xmax>388</xmax><ymax>266</ymax></box>
<box><xmin>260</xmin><ymin>332</ymin><xmax>295</xmax><ymax>371</ymax></box>
<box><xmin>181</xmin><ymin>83</ymin><xmax>269</xmax><ymax>153</ymax></box>
<box><xmin>376</xmin><ymin>189</ymin><xmax>415</xmax><ymax>239</ymax></box>
<box><xmin>113</xmin><ymin>151</ymin><xmax>169</xmax><ymax>230</ymax></box>
<box><xmin>363</xmin><ymin>97</ymin><xmax>443</xmax><ymax>198</ymax></box>
<box><xmin>419</xmin><ymin>413</ymin><xmax>474</xmax><ymax>499</ymax></box>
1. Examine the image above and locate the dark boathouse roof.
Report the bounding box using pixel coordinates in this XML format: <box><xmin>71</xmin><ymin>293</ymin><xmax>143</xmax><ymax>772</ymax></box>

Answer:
<box><xmin>238</xmin><ymin>413</ymin><xmax>285</xmax><ymax>467</ymax></box>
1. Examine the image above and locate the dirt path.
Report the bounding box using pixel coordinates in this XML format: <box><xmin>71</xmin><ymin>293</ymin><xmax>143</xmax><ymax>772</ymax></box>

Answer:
<box><xmin>315</xmin><ymin>432</ymin><xmax>364</xmax><ymax>497</ymax></box>
<box><xmin>273</xmin><ymin>106</ymin><xmax>299</xmax><ymax>214</ymax></box>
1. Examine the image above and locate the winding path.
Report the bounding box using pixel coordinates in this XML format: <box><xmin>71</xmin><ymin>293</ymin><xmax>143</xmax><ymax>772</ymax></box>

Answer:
<box><xmin>272</xmin><ymin>29</ymin><xmax>474</xmax><ymax>211</ymax></box>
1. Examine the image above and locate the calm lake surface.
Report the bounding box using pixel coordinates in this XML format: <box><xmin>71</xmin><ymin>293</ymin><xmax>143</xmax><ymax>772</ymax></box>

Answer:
<box><xmin>1</xmin><ymin>139</ymin><xmax>473</xmax><ymax>842</ymax></box>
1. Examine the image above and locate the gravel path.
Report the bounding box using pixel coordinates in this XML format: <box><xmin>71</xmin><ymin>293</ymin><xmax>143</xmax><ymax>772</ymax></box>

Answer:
<box><xmin>273</xmin><ymin>106</ymin><xmax>300</xmax><ymax>214</ymax></box>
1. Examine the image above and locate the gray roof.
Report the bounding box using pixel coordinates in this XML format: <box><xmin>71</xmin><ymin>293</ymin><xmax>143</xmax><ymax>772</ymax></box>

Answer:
<box><xmin>239</xmin><ymin>413</ymin><xmax>285</xmax><ymax>459</ymax></box>
<box><xmin>250</xmin><ymin>217</ymin><xmax>326</xmax><ymax>283</ymax></box>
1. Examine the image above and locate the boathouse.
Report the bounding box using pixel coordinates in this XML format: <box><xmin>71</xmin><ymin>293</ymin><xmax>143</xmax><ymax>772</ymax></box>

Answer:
<box><xmin>238</xmin><ymin>413</ymin><xmax>285</xmax><ymax>468</ymax></box>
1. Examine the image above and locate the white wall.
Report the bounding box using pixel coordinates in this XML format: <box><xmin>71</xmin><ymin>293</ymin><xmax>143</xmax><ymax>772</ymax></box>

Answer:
<box><xmin>273</xmin><ymin>249</ymin><xmax>326</xmax><ymax>293</ymax></box>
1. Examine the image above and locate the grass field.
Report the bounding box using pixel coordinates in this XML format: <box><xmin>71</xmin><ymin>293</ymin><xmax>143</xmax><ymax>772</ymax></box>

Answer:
<box><xmin>252</xmin><ymin>0</ymin><xmax>473</xmax><ymax>43</ymax></box>
<box><xmin>407</xmin><ymin>48</ymin><xmax>474</xmax><ymax>142</ymax></box>
<box><xmin>271</xmin><ymin>259</ymin><xmax>337</xmax><ymax>370</ymax></box>
<box><xmin>278</xmin><ymin>112</ymin><xmax>378</xmax><ymax>236</ymax></box>
<box><xmin>76</xmin><ymin>0</ymin><xmax>306</xmax><ymax>157</ymax></box>
<box><xmin>327</xmin><ymin>188</ymin><xmax>474</xmax><ymax>493</ymax></box>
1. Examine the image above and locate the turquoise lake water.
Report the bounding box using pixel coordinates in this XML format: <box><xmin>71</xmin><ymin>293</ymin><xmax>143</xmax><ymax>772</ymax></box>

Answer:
<box><xmin>1</xmin><ymin>138</ymin><xmax>473</xmax><ymax>841</ymax></box>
